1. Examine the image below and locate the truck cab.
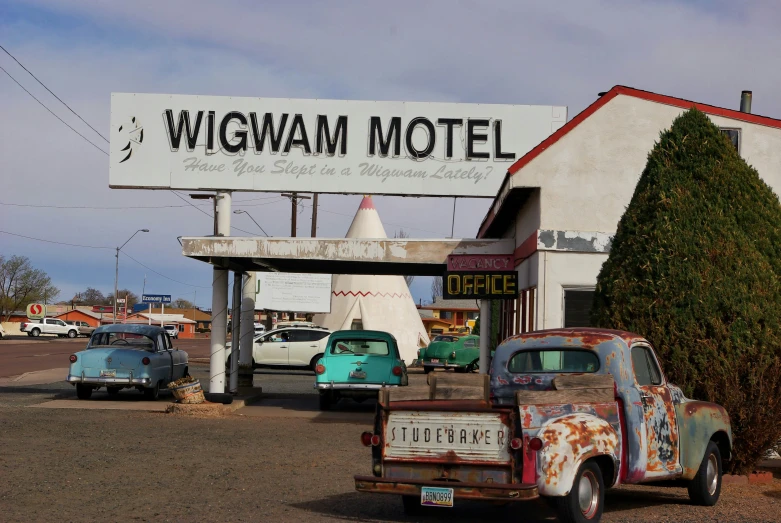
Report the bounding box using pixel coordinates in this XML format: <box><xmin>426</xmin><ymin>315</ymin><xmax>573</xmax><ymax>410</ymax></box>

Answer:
<box><xmin>355</xmin><ymin>328</ymin><xmax>732</xmax><ymax>522</ymax></box>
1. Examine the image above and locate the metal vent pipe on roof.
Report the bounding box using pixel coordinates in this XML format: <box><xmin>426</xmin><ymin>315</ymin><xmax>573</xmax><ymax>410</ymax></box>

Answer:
<box><xmin>740</xmin><ymin>91</ymin><xmax>752</xmax><ymax>113</ymax></box>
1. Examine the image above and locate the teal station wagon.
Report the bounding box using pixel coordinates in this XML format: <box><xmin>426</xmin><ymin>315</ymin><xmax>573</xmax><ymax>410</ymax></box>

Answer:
<box><xmin>419</xmin><ymin>334</ymin><xmax>484</xmax><ymax>373</ymax></box>
<box><xmin>315</xmin><ymin>330</ymin><xmax>408</xmax><ymax>410</ymax></box>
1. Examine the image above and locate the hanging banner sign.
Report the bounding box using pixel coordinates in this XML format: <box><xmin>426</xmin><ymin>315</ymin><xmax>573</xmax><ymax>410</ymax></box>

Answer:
<box><xmin>443</xmin><ymin>271</ymin><xmax>518</xmax><ymax>300</ymax></box>
<box><xmin>109</xmin><ymin>93</ymin><xmax>566</xmax><ymax>198</ymax></box>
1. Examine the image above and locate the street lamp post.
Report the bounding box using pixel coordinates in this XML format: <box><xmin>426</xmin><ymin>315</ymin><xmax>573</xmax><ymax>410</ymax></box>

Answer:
<box><xmin>233</xmin><ymin>210</ymin><xmax>269</xmax><ymax>236</ymax></box>
<box><xmin>113</xmin><ymin>229</ymin><xmax>150</xmax><ymax>324</ymax></box>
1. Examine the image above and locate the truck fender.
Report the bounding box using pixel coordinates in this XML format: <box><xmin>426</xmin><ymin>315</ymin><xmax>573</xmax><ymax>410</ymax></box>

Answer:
<box><xmin>675</xmin><ymin>400</ymin><xmax>732</xmax><ymax>480</ymax></box>
<box><xmin>535</xmin><ymin>413</ymin><xmax>620</xmax><ymax>497</ymax></box>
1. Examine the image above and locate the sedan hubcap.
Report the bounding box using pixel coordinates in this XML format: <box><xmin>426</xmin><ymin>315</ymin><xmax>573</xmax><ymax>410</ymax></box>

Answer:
<box><xmin>706</xmin><ymin>454</ymin><xmax>718</xmax><ymax>495</ymax></box>
<box><xmin>578</xmin><ymin>470</ymin><xmax>599</xmax><ymax>519</ymax></box>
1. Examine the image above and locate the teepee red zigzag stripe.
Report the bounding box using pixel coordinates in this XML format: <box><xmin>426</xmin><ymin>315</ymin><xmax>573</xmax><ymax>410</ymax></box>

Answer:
<box><xmin>332</xmin><ymin>290</ymin><xmax>411</xmax><ymax>299</ymax></box>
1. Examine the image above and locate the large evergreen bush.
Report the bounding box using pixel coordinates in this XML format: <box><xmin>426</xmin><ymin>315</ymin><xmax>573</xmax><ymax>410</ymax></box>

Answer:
<box><xmin>592</xmin><ymin>108</ymin><xmax>781</xmax><ymax>474</ymax></box>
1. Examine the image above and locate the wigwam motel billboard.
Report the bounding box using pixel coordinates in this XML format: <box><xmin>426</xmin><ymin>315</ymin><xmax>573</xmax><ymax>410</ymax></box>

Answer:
<box><xmin>110</xmin><ymin>93</ymin><xmax>566</xmax><ymax>197</ymax></box>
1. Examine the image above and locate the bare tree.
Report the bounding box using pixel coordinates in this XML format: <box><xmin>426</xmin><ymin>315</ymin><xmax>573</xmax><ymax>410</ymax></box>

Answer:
<box><xmin>78</xmin><ymin>287</ymin><xmax>107</xmax><ymax>305</ymax></box>
<box><xmin>0</xmin><ymin>255</ymin><xmax>59</xmax><ymax>321</ymax></box>
<box><xmin>173</xmin><ymin>298</ymin><xmax>196</xmax><ymax>309</ymax></box>
<box><xmin>394</xmin><ymin>229</ymin><xmax>415</xmax><ymax>287</ymax></box>
<box><xmin>430</xmin><ymin>276</ymin><xmax>443</xmax><ymax>302</ymax></box>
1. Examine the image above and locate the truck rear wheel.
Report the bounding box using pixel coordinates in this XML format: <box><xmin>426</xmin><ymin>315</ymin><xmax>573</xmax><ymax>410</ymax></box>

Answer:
<box><xmin>555</xmin><ymin>460</ymin><xmax>604</xmax><ymax>523</ymax></box>
<box><xmin>31</xmin><ymin>328</ymin><xmax>40</xmax><ymax>337</ymax></box>
<box><xmin>688</xmin><ymin>441</ymin><xmax>722</xmax><ymax>506</ymax></box>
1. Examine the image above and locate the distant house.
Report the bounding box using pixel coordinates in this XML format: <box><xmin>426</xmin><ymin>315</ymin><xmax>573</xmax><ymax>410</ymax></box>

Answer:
<box><xmin>147</xmin><ymin>307</ymin><xmax>212</xmax><ymax>330</ymax></box>
<box><xmin>54</xmin><ymin>308</ymin><xmax>102</xmax><ymax>327</ymax></box>
<box><xmin>417</xmin><ymin>297</ymin><xmax>479</xmax><ymax>336</ymax></box>
<box><xmin>124</xmin><ymin>312</ymin><xmax>197</xmax><ymax>338</ymax></box>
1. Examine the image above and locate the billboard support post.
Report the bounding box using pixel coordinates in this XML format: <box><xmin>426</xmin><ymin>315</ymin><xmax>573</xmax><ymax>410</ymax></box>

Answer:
<box><xmin>229</xmin><ymin>271</ymin><xmax>242</xmax><ymax>394</ymax></box>
<box><xmin>209</xmin><ymin>191</ymin><xmax>231</xmax><ymax>394</ymax></box>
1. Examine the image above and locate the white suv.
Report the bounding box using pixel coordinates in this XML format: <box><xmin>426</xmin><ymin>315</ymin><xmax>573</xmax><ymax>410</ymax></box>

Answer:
<box><xmin>226</xmin><ymin>326</ymin><xmax>331</xmax><ymax>371</ymax></box>
<box><xmin>163</xmin><ymin>325</ymin><xmax>179</xmax><ymax>339</ymax></box>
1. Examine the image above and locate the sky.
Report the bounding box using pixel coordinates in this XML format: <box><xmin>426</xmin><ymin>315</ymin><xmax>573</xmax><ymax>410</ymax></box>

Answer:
<box><xmin>2</xmin><ymin>0</ymin><xmax>780</xmax><ymax>308</ymax></box>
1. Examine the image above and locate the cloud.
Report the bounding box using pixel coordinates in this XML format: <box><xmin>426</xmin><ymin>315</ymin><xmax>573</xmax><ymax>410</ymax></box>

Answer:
<box><xmin>2</xmin><ymin>0</ymin><xmax>780</xmax><ymax>307</ymax></box>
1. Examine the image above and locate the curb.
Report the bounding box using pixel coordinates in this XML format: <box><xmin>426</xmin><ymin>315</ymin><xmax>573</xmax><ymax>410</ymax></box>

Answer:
<box><xmin>723</xmin><ymin>471</ymin><xmax>775</xmax><ymax>485</ymax></box>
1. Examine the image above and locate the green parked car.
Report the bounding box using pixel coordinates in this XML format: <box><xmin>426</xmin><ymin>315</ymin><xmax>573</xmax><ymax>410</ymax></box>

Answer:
<box><xmin>420</xmin><ymin>334</ymin><xmax>485</xmax><ymax>373</ymax></box>
<box><xmin>315</xmin><ymin>330</ymin><xmax>408</xmax><ymax>410</ymax></box>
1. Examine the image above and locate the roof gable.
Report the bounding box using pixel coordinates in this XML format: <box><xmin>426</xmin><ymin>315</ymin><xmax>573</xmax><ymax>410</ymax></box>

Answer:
<box><xmin>479</xmin><ymin>85</ymin><xmax>781</xmax><ymax>238</ymax></box>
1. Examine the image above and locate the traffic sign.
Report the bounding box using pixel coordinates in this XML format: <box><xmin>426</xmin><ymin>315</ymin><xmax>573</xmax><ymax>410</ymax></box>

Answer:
<box><xmin>142</xmin><ymin>294</ymin><xmax>172</xmax><ymax>304</ymax></box>
<box><xmin>26</xmin><ymin>303</ymin><xmax>45</xmax><ymax>319</ymax></box>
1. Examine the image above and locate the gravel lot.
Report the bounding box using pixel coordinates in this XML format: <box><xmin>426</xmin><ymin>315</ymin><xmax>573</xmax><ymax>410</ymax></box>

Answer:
<box><xmin>1</xmin><ymin>365</ymin><xmax>779</xmax><ymax>522</ymax></box>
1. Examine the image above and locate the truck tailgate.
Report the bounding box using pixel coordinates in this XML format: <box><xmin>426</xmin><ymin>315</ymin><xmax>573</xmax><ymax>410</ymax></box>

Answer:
<box><xmin>385</xmin><ymin>409</ymin><xmax>512</xmax><ymax>464</ymax></box>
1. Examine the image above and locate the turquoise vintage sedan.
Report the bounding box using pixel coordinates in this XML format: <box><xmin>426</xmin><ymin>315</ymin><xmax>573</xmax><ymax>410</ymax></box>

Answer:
<box><xmin>315</xmin><ymin>330</ymin><xmax>408</xmax><ymax>410</ymax></box>
<box><xmin>420</xmin><ymin>334</ymin><xmax>486</xmax><ymax>373</ymax></box>
<box><xmin>66</xmin><ymin>324</ymin><xmax>188</xmax><ymax>400</ymax></box>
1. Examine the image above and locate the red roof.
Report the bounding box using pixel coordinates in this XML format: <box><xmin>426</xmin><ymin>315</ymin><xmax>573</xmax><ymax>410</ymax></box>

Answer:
<box><xmin>478</xmin><ymin>85</ymin><xmax>781</xmax><ymax>238</ymax></box>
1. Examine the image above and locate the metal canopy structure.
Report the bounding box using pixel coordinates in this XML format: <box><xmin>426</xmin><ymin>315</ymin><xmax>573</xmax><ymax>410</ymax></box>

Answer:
<box><xmin>181</xmin><ymin>237</ymin><xmax>515</xmax><ymax>276</ymax></box>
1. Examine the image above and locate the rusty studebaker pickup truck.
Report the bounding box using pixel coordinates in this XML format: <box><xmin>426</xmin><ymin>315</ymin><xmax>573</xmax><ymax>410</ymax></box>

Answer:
<box><xmin>354</xmin><ymin>328</ymin><xmax>732</xmax><ymax>522</ymax></box>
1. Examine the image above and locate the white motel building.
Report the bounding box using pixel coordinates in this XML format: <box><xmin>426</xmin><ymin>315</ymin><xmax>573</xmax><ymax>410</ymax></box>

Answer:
<box><xmin>479</xmin><ymin>85</ymin><xmax>781</xmax><ymax>340</ymax></box>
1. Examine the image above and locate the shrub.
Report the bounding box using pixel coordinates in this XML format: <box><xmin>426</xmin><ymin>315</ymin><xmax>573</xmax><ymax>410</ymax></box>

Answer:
<box><xmin>591</xmin><ymin>108</ymin><xmax>781</xmax><ymax>475</ymax></box>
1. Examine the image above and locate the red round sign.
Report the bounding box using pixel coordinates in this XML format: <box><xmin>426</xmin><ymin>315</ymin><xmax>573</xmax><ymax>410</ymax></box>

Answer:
<box><xmin>30</xmin><ymin>304</ymin><xmax>42</xmax><ymax>315</ymax></box>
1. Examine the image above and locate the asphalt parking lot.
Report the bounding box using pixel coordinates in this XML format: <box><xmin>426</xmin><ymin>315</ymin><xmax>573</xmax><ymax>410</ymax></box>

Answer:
<box><xmin>1</xmin><ymin>361</ymin><xmax>780</xmax><ymax>522</ymax></box>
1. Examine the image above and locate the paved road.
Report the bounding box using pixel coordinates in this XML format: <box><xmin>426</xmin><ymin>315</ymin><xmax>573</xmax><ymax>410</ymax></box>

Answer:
<box><xmin>0</xmin><ymin>337</ymin><xmax>212</xmax><ymax>378</ymax></box>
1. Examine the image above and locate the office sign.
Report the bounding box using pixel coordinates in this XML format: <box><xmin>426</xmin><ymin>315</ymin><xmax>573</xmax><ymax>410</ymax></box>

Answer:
<box><xmin>141</xmin><ymin>294</ymin><xmax>172</xmax><ymax>304</ymax></box>
<box><xmin>443</xmin><ymin>271</ymin><xmax>518</xmax><ymax>300</ymax></box>
<box><xmin>110</xmin><ymin>93</ymin><xmax>566</xmax><ymax>197</ymax></box>
<box><xmin>447</xmin><ymin>254</ymin><xmax>513</xmax><ymax>272</ymax></box>
<box><xmin>255</xmin><ymin>272</ymin><xmax>331</xmax><ymax>313</ymax></box>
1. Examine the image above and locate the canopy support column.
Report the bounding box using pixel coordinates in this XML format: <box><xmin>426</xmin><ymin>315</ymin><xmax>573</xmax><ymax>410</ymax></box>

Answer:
<box><xmin>479</xmin><ymin>299</ymin><xmax>492</xmax><ymax>375</ymax></box>
<box><xmin>209</xmin><ymin>191</ymin><xmax>231</xmax><ymax>393</ymax></box>
<box><xmin>238</xmin><ymin>272</ymin><xmax>256</xmax><ymax>388</ymax></box>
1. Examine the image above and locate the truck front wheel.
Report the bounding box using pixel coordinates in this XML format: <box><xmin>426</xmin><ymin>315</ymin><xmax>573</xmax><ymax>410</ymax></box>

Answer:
<box><xmin>688</xmin><ymin>441</ymin><xmax>722</xmax><ymax>506</ymax></box>
<box><xmin>555</xmin><ymin>460</ymin><xmax>604</xmax><ymax>523</ymax></box>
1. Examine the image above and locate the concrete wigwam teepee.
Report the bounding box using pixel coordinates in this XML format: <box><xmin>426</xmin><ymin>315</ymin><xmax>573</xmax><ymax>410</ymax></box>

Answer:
<box><xmin>313</xmin><ymin>196</ymin><xmax>430</xmax><ymax>364</ymax></box>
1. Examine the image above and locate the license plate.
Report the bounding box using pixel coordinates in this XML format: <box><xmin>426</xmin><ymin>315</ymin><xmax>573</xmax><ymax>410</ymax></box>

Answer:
<box><xmin>349</xmin><ymin>370</ymin><xmax>367</xmax><ymax>379</ymax></box>
<box><xmin>421</xmin><ymin>486</ymin><xmax>453</xmax><ymax>508</ymax></box>
<box><xmin>100</xmin><ymin>369</ymin><xmax>116</xmax><ymax>378</ymax></box>
<box><xmin>430</xmin><ymin>358</ymin><xmax>439</xmax><ymax>363</ymax></box>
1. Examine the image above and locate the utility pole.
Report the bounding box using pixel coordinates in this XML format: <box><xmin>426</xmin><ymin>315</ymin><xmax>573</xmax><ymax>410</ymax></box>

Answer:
<box><xmin>281</xmin><ymin>192</ymin><xmax>311</xmax><ymax>237</ymax></box>
<box><xmin>311</xmin><ymin>193</ymin><xmax>319</xmax><ymax>237</ymax></box>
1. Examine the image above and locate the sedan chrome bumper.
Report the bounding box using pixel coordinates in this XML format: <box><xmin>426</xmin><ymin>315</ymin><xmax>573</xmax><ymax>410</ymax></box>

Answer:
<box><xmin>423</xmin><ymin>362</ymin><xmax>463</xmax><ymax>369</ymax></box>
<box><xmin>315</xmin><ymin>383</ymin><xmax>398</xmax><ymax>390</ymax></box>
<box><xmin>66</xmin><ymin>375</ymin><xmax>151</xmax><ymax>386</ymax></box>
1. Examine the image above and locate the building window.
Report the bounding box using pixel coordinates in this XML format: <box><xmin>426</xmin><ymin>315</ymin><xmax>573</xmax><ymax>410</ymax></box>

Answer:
<box><xmin>563</xmin><ymin>288</ymin><xmax>595</xmax><ymax>328</ymax></box>
<box><xmin>467</xmin><ymin>312</ymin><xmax>478</xmax><ymax>320</ymax></box>
<box><xmin>441</xmin><ymin>311</ymin><xmax>453</xmax><ymax>320</ymax></box>
<box><xmin>720</xmin><ymin>128</ymin><xmax>740</xmax><ymax>153</ymax></box>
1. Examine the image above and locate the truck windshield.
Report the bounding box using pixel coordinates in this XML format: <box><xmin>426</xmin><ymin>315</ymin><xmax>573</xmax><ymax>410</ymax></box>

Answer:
<box><xmin>331</xmin><ymin>339</ymin><xmax>389</xmax><ymax>355</ymax></box>
<box><xmin>89</xmin><ymin>332</ymin><xmax>156</xmax><ymax>351</ymax></box>
<box><xmin>508</xmin><ymin>349</ymin><xmax>599</xmax><ymax>373</ymax></box>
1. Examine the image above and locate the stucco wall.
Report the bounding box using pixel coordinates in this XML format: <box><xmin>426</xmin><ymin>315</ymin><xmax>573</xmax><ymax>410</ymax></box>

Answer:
<box><xmin>513</xmin><ymin>94</ymin><xmax>781</xmax><ymax>235</ymax></box>
<box><xmin>535</xmin><ymin>251</ymin><xmax>608</xmax><ymax>329</ymax></box>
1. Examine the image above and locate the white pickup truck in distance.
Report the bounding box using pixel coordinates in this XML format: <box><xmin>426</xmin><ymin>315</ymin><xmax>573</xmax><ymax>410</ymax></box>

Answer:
<box><xmin>20</xmin><ymin>318</ymin><xmax>80</xmax><ymax>338</ymax></box>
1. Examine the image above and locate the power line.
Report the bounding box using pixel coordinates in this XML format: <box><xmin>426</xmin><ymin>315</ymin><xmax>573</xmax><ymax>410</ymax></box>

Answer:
<box><xmin>169</xmin><ymin>191</ymin><xmax>258</xmax><ymax>236</ymax></box>
<box><xmin>0</xmin><ymin>64</ymin><xmax>109</xmax><ymax>156</ymax></box>
<box><xmin>0</xmin><ymin>44</ymin><xmax>109</xmax><ymax>143</ymax></box>
<box><xmin>0</xmin><ymin>230</ymin><xmax>113</xmax><ymax>249</ymax></box>
<box><xmin>0</xmin><ymin>229</ymin><xmax>209</xmax><ymax>289</ymax></box>
<box><xmin>120</xmin><ymin>251</ymin><xmax>210</xmax><ymax>289</ymax></box>
<box><xmin>297</xmin><ymin>202</ymin><xmax>446</xmax><ymax>236</ymax></box>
